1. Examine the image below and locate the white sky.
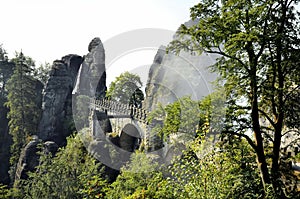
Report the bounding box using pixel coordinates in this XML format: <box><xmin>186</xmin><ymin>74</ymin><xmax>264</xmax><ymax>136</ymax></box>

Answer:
<box><xmin>2</xmin><ymin>1</ymin><xmax>298</xmax><ymax>87</ymax></box>
<box><xmin>1</xmin><ymin>0</ymin><xmax>198</xmax><ymax>65</ymax></box>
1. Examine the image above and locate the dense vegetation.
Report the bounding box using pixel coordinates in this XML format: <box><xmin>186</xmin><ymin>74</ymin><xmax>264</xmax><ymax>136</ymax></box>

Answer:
<box><xmin>0</xmin><ymin>0</ymin><xmax>299</xmax><ymax>198</ymax></box>
<box><xmin>106</xmin><ymin>71</ymin><xmax>144</xmax><ymax>108</ymax></box>
<box><xmin>169</xmin><ymin>0</ymin><xmax>300</xmax><ymax>197</ymax></box>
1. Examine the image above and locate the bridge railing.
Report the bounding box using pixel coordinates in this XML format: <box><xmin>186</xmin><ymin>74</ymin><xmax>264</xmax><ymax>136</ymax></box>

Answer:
<box><xmin>89</xmin><ymin>98</ymin><xmax>149</xmax><ymax>123</ymax></box>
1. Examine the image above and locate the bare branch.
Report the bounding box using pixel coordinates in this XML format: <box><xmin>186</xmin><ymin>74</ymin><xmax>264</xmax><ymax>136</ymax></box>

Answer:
<box><xmin>282</xmin><ymin>129</ymin><xmax>300</xmax><ymax>137</ymax></box>
<box><xmin>223</xmin><ymin>130</ymin><xmax>257</xmax><ymax>151</ymax></box>
<box><xmin>205</xmin><ymin>47</ymin><xmax>250</xmax><ymax>73</ymax></box>
<box><xmin>255</xmin><ymin>4</ymin><xmax>272</xmax><ymax>61</ymax></box>
<box><xmin>261</xmin><ymin>129</ymin><xmax>274</xmax><ymax>143</ymax></box>
<box><xmin>258</xmin><ymin>109</ymin><xmax>276</xmax><ymax>128</ymax></box>
<box><xmin>284</xmin><ymin>85</ymin><xmax>300</xmax><ymax>103</ymax></box>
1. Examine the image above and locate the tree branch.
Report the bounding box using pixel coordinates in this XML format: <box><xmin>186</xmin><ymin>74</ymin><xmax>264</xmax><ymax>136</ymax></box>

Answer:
<box><xmin>261</xmin><ymin>129</ymin><xmax>274</xmax><ymax>143</ymax></box>
<box><xmin>255</xmin><ymin>4</ymin><xmax>272</xmax><ymax>61</ymax></box>
<box><xmin>282</xmin><ymin>128</ymin><xmax>300</xmax><ymax>137</ymax></box>
<box><xmin>283</xmin><ymin>85</ymin><xmax>299</xmax><ymax>104</ymax></box>
<box><xmin>223</xmin><ymin>130</ymin><xmax>257</xmax><ymax>151</ymax></box>
<box><xmin>258</xmin><ymin>108</ymin><xmax>276</xmax><ymax>128</ymax></box>
<box><xmin>205</xmin><ymin>47</ymin><xmax>250</xmax><ymax>73</ymax></box>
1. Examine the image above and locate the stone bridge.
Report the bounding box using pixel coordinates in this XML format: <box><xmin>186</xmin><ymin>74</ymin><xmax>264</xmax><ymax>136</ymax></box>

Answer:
<box><xmin>88</xmin><ymin>98</ymin><xmax>160</xmax><ymax>153</ymax></box>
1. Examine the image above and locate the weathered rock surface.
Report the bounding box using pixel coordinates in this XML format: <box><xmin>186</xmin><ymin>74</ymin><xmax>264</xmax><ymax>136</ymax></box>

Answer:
<box><xmin>44</xmin><ymin>141</ymin><xmax>59</xmax><ymax>155</ymax></box>
<box><xmin>145</xmin><ymin>47</ymin><xmax>218</xmax><ymax>111</ymax></box>
<box><xmin>73</xmin><ymin>37</ymin><xmax>106</xmax><ymax>98</ymax></box>
<box><xmin>145</xmin><ymin>20</ymin><xmax>218</xmax><ymax>111</ymax></box>
<box><xmin>38</xmin><ymin>54</ymin><xmax>83</xmax><ymax>146</ymax></box>
<box><xmin>88</xmin><ymin>138</ymin><xmax>119</xmax><ymax>182</ymax></box>
<box><xmin>144</xmin><ymin>46</ymin><xmax>166</xmax><ymax>111</ymax></box>
<box><xmin>12</xmin><ymin>38</ymin><xmax>111</xmax><ymax>185</ymax></box>
<box><xmin>144</xmin><ymin>21</ymin><xmax>220</xmax><ymax>159</ymax></box>
<box><xmin>0</xmin><ymin>111</ymin><xmax>11</xmax><ymax>185</ymax></box>
<box><xmin>14</xmin><ymin>139</ymin><xmax>59</xmax><ymax>184</ymax></box>
<box><xmin>73</xmin><ymin>38</ymin><xmax>111</xmax><ymax>137</ymax></box>
<box><xmin>14</xmin><ymin>138</ymin><xmax>40</xmax><ymax>182</ymax></box>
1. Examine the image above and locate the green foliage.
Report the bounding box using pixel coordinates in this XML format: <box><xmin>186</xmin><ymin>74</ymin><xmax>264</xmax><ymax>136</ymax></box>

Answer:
<box><xmin>168</xmin><ymin>0</ymin><xmax>300</xmax><ymax>195</ymax></box>
<box><xmin>21</xmin><ymin>135</ymin><xmax>108</xmax><ymax>199</ymax></box>
<box><xmin>0</xmin><ymin>45</ymin><xmax>15</xmax><ymax>133</ymax></box>
<box><xmin>164</xmin><ymin>139</ymin><xmax>262</xmax><ymax>199</ymax></box>
<box><xmin>33</xmin><ymin>62</ymin><xmax>51</xmax><ymax>85</ymax></box>
<box><xmin>148</xmin><ymin>96</ymin><xmax>200</xmax><ymax>142</ymax></box>
<box><xmin>0</xmin><ymin>45</ymin><xmax>15</xmax><ymax>98</ymax></box>
<box><xmin>148</xmin><ymin>93</ymin><xmax>225</xmax><ymax>144</ymax></box>
<box><xmin>0</xmin><ymin>45</ymin><xmax>14</xmax><ymax>185</ymax></box>
<box><xmin>0</xmin><ymin>184</ymin><xmax>10</xmax><ymax>199</ymax></box>
<box><xmin>0</xmin><ymin>183</ymin><xmax>21</xmax><ymax>199</ymax></box>
<box><xmin>107</xmin><ymin>72</ymin><xmax>144</xmax><ymax>107</ymax></box>
<box><xmin>107</xmin><ymin>152</ymin><xmax>172</xmax><ymax>199</ymax></box>
<box><xmin>5</xmin><ymin>52</ymin><xmax>41</xmax><ymax>182</ymax></box>
<box><xmin>1</xmin><ymin>1</ymin><xmax>299</xmax><ymax>197</ymax></box>
<box><xmin>106</xmin><ymin>138</ymin><xmax>266</xmax><ymax>199</ymax></box>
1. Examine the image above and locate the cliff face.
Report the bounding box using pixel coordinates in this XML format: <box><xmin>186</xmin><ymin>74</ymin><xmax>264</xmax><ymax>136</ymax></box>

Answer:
<box><xmin>145</xmin><ymin>19</ymin><xmax>218</xmax><ymax>110</ymax></box>
<box><xmin>16</xmin><ymin>38</ymin><xmax>109</xmax><ymax>183</ymax></box>
<box><xmin>37</xmin><ymin>54</ymin><xmax>83</xmax><ymax>146</ymax></box>
<box><xmin>36</xmin><ymin>37</ymin><xmax>108</xmax><ymax>149</ymax></box>
<box><xmin>145</xmin><ymin>44</ymin><xmax>218</xmax><ymax>111</ymax></box>
<box><xmin>0</xmin><ymin>106</ymin><xmax>11</xmax><ymax>185</ymax></box>
<box><xmin>73</xmin><ymin>37</ymin><xmax>106</xmax><ymax>98</ymax></box>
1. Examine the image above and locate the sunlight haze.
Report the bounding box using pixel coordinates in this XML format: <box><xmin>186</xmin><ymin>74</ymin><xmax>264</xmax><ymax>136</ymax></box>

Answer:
<box><xmin>1</xmin><ymin>0</ymin><xmax>198</xmax><ymax>65</ymax></box>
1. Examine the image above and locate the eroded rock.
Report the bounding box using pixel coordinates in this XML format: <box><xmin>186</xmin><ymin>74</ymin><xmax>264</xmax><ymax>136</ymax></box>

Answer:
<box><xmin>38</xmin><ymin>54</ymin><xmax>83</xmax><ymax>146</ymax></box>
<box><xmin>73</xmin><ymin>37</ymin><xmax>106</xmax><ymax>98</ymax></box>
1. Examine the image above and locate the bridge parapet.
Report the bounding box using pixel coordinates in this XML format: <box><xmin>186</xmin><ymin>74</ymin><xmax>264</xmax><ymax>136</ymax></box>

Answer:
<box><xmin>89</xmin><ymin>98</ymin><xmax>149</xmax><ymax>123</ymax></box>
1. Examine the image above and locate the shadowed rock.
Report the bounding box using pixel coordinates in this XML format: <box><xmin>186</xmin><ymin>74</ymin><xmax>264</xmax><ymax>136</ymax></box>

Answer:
<box><xmin>15</xmin><ymin>138</ymin><xmax>40</xmax><ymax>183</ymax></box>
<box><xmin>38</xmin><ymin>54</ymin><xmax>83</xmax><ymax>146</ymax></box>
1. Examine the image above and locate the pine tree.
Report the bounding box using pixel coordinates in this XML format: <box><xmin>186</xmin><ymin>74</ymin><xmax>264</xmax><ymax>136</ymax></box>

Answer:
<box><xmin>0</xmin><ymin>45</ymin><xmax>15</xmax><ymax>185</ymax></box>
<box><xmin>5</xmin><ymin>52</ymin><xmax>41</xmax><ymax>182</ymax></box>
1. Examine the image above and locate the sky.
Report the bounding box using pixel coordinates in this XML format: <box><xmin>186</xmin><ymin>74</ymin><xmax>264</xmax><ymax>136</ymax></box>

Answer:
<box><xmin>2</xmin><ymin>1</ymin><xmax>298</xmax><ymax>86</ymax></box>
<box><xmin>1</xmin><ymin>1</ymin><xmax>198</xmax><ymax>76</ymax></box>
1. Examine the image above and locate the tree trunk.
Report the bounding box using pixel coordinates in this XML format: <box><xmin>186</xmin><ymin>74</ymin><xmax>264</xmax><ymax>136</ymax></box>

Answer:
<box><xmin>271</xmin><ymin>1</ymin><xmax>286</xmax><ymax>196</ymax></box>
<box><xmin>248</xmin><ymin>44</ymin><xmax>271</xmax><ymax>190</ymax></box>
<box><xmin>251</xmin><ymin>92</ymin><xmax>271</xmax><ymax>189</ymax></box>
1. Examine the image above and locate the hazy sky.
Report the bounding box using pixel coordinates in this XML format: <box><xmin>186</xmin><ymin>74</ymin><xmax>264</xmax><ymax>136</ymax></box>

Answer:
<box><xmin>2</xmin><ymin>1</ymin><xmax>298</xmax><ymax>86</ymax></box>
<box><xmin>1</xmin><ymin>0</ymin><xmax>198</xmax><ymax>65</ymax></box>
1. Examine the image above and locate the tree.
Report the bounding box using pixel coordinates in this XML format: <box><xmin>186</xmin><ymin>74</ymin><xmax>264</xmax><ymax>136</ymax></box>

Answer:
<box><xmin>163</xmin><ymin>139</ymin><xmax>263</xmax><ymax>199</ymax></box>
<box><xmin>0</xmin><ymin>45</ymin><xmax>15</xmax><ymax>185</ymax></box>
<box><xmin>107</xmin><ymin>152</ymin><xmax>172</xmax><ymax>199</ymax></box>
<box><xmin>0</xmin><ymin>45</ymin><xmax>15</xmax><ymax>97</ymax></box>
<box><xmin>148</xmin><ymin>96</ymin><xmax>200</xmax><ymax>142</ymax></box>
<box><xmin>169</xmin><ymin>0</ymin><xmax>300</xmax><ymax>196</ymax></box>
<box><xmin>33</xmin><ymin>62</ymin><xmax>51</xmax><ymax>85</ymax></box>
<box><xmin>5</xmin><ymin>52</ymin><xmax>41</xmax><ymax>182</ymax></box>
<box><xmin>106</xmin><ymin>71</ymin><xmax>144</xmax><ymax>107</ymax></box>
<box><xmin>21</xmin><ymin>135</ymin><xmax>108</xmax><ymax>199</ymax></box>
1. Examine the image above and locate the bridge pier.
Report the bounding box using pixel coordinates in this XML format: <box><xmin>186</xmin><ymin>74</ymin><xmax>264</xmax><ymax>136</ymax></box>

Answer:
<box><xmin>89</xmin><ymin>109</ymin><xmax>112</xmax><ymax>138</ymax></box>
<box><xmin>88</xmin><ymin>98</ymin><xmax>173</xmax><ymax>166</ymax></box>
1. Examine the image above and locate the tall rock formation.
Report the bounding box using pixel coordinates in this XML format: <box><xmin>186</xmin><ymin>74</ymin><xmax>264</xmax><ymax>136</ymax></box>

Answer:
<box><xmin>73</xmin><ymin>37</ymin><xmax>106</xmax><ymax>98</ymax></box>
<box><xmin>37</xmin><ymin>37</ymin><xmax>108</xmax><ymax>146</ymax></box>
<box><xmin>38</xmin><ymin>54</ymin><xmax>83</xmax><ymax>146</ymax></box>
<box><xmin>73</xmin><ymin>37</ymin><xmax>111</xmax><ymax>136</ymax></box>
<box><xmin>145</xmin><ymin>44</ymin><xmax>218</xmax><ymax>111</ymax></box>
<box><xmin>145</xmin><ymin>19</ymin><xmax>218</xmax><ymax>110</ymax></box>
<box><xmin>144</xmin><ymin>22</ymin><xmax>220</xmax><ymax>160</ymax></box>
<box><xmin>15</xmin><ymin>38</ymin><xmax>110</xmax><ymax>184</ymax></box>
<box><xmin>0</xmin><ymin>112</ymin><xmax>11</xmax><ymax>185</ymax></box>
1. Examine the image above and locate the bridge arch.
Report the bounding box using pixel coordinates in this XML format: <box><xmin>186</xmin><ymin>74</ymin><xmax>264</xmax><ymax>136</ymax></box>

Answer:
<box><xmin>119</xmin><ymin>123</ymin><xmax>141</xmax><ymax>152</ymax></box>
